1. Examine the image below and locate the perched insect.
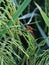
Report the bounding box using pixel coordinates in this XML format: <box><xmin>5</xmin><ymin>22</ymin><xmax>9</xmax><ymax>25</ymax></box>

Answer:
<box><xmin>26</xmin><ymin>25</ymin><xmax>36</xmax><ymax>37</ymax></box>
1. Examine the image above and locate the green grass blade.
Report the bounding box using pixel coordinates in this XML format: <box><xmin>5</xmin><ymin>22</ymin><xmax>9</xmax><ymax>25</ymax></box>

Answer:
<box><xmin>35</xmin><ymin>2</ymin><xmax>49</xmax><ymax>27</ymax></box>
<box><xmin>13</xmin><ymin>0</ymin><xmax>31</xmax><ymax>21</ymax></box>
<box><xmin>8</xmin><ymin>0</ymin><xmax>31</xmax><ymax>27</ymax></box>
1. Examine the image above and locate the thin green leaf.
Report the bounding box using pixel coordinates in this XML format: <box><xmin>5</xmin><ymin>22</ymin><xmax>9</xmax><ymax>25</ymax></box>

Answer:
<box><xmin>8</xmin><ymin>0</ymin><xmax>31</xmax><ymax>27</ymax></box>
<box><xmin>35</xmin><ymin>2</ymin><xmax>49</xmax><ymax>27</ymax></box>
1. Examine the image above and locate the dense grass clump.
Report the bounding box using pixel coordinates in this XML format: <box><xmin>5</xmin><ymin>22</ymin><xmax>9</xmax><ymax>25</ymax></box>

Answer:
<box><xmin>0</xmin><ymin>0</ymin><xmax>49</xmax><ymax>65</ymax></box>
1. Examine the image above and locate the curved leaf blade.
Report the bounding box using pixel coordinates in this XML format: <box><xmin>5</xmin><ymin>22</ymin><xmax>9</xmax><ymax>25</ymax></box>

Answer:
<box><xmin>35</xmin><ymin>2</ymin><xmax>49</xmax><ymax>27</ymax></box>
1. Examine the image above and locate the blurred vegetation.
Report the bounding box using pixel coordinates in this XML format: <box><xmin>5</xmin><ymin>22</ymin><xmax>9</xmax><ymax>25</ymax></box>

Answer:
<box><xmin>0</xmin><ymin>0</ymin><xmax>49</xmax><ymax>65</ymax></box>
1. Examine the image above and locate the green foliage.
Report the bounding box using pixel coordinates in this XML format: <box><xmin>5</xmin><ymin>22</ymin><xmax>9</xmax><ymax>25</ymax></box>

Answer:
<box><xmin>35</xmin><ymin>2</ymin><xmax>49</xmax><ymax>27</ymax></box>
<box><xmin>0</xmin><ymin>0</ymin><xmax>36</xmax><ymax>65</ymax></box>
<box><xmin>0</xmin><ymin>0</ymin><xmax>3</xmax><ymax>2</ymax></box>
<box><xmin>0</xmin><ymin>0</ymin><xmax>49</xmax><ymax>65</ymax></box>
